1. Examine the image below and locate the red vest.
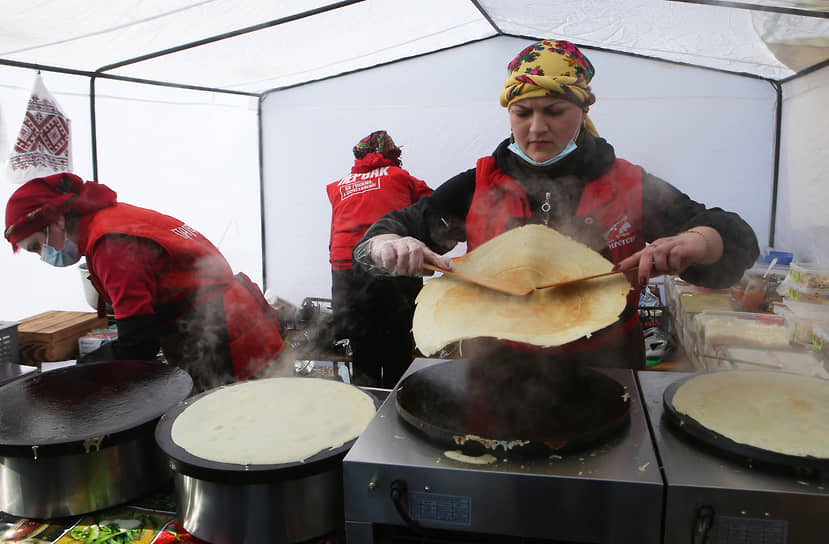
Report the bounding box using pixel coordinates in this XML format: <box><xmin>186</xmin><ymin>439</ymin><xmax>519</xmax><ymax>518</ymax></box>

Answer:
<box><xmin>84</xmin><ymin>203</ymin><xmax>283</xmax><ymax>379</ymax></box>
<box><xmin>327</xmin><ymin>155</ymin><xmax>432</xmax><ymax>270</ymax></box>
<box><xmin>467</xmin><ymin>157</ymin><xmax>644</xmax><ymax>352</ymax></box>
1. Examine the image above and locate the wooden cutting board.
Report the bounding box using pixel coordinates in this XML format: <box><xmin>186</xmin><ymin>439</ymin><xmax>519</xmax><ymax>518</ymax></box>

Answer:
<box><xmin>17</xmin><ymin>311</ymin><xmax>109</xmax><ymax>363</ymax></box>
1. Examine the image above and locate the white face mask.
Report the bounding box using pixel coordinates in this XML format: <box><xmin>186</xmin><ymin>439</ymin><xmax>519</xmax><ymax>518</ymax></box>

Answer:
<box><xmin>508</xmin><ymin>122</ymin><xmax>582</xmax><ymax>167</ymax></box>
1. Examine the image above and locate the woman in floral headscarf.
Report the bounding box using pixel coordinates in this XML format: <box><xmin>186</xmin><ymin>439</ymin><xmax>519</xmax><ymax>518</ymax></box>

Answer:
<box><xmin>5</xmin><ymin>173</ymin><xmax>284</xmax><ymax>391</ymax></box>
<box><xmin>353</xmin><ymin>40</ymin><xmax>759</xmax><ymax>369</ymax></box>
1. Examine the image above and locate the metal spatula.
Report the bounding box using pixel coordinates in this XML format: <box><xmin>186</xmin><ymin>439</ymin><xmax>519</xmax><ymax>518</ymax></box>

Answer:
<box><xmin>423</xmin><ymin>263</ymin><xmax>533</xmax><ymax>296</ymax></box>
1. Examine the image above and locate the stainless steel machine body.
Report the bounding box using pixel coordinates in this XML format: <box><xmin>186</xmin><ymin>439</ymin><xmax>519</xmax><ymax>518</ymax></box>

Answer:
<box><xmin>0</xmin><ymin>360</ymin><xmax>192</xmax><ymax>519</ymax></box>
<box><xmin>343</xmin><ymin>358</ymin><xmax>663</xmax><ymax>543</ymax></box>
<box><xmin>155</xmin><ymin>378</ymin><xmax>376</xmax><ymax>544</ymax></box>
<box><xmin>638</xmin><ymin>370</ymin><xmax>829</xmax><ymax>544</ymax></box>
<box><xmin>0</xmin><ymin>425</ymin><xmax>171</xmax><ymax>519</ymax></box>
<box><xmin>173</xmin><ymin>468</ymin><xmax>344</xmax><ymax>544</ymax></box>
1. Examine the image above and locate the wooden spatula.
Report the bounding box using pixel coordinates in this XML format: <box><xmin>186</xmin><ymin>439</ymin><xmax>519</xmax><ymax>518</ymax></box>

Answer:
<box><xmin>423</xmin><ymin>263</ymin><xmax>533</xmax><ymax>296</ymax></box>
<box><xmin>535</xmin><ymin>266</ymin><xmax>638</xmax><ymax>291</ymax></box>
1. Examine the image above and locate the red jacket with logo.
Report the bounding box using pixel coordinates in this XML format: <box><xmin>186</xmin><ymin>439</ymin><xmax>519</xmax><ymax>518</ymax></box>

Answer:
<box><xmin>327</xmin><ymin>153</ymin><xmax>432</xmax><ymax>270</ymax></box>
<box><xmin>466</xmin><ymin>156</ymin><xmax>644</xmax><ymax>351</ymax></box>
<box><xmin>82</xmin><ymin>203</ymin><xmax>283</xmax><ymax>379</ymax></box>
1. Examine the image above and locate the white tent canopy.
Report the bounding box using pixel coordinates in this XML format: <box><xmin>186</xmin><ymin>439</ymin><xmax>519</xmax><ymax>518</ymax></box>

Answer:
<box><xmin>1</xmin><ymin>0</ymin><xmax>827</xmax><ymax>316</ymax></box>
<box><xmin>2</xmin><ymin>0</ymin><xmax>827</xmax><ymax>87</ymax></box>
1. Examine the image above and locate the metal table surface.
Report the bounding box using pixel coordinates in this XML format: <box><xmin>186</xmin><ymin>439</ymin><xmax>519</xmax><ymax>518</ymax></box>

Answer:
<box><xmin>344</xmin><ymin>358</ymin><xmax>663</xmax><ymax>543</ymax></box>
<box><xmin>638</xmin><ymin>370</ymin><xmax>829</xmax><ymax>544</ymax></box>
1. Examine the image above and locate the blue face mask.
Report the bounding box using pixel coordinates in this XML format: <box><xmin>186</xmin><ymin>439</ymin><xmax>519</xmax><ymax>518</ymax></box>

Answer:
<box><xmin>508</xmin><ymin>139</ymin><xmax>578</xmax><ymax>167</ymax></box>
<box><xmin>40</xmin><ymin>235</ymin><xmax>81</xmax><ymax>267</ymax></box>
<box><xmin>508</xmin><ymin>122</ymin><xmax>582</xmax><ymax>167</ymax></box>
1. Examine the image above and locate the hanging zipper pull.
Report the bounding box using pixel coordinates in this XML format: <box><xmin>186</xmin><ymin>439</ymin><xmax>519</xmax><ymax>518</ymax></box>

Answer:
<box><xmin>541</xmin><ymin>192</ymin><xmax>551</xmax><ymax>225</ymax></box>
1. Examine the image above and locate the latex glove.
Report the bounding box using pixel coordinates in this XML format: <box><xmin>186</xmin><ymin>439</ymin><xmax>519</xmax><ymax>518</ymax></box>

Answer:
<box><xmin>369</xmin><ymin>234</ymin><xmax>454</xmax><ymax>276</ymax></box>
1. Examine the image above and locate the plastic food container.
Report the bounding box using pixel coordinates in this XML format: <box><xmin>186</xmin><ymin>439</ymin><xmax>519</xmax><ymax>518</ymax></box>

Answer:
<box><xmin>696</xmin><ymin>310</ymin><xmax>791</xmax><ymax>349</ymax></box>
<box><xmin>757</xmin><ymin>248</ymin><xmax>794</xmax><ymax>267</ymax></box>
<box><xmin>740</xmin><ymin>275</ymin><xmax>769</xmax><ymax>312</ymax></box>
<box><xmin>731</xmin><ymin>262</ymin><xmax>789</xmax><ymax>312</ymax></box>
<box><xmin>775</xmin><ymin>299</ymin><xmax>829</xmax><ymax>345</ymax></box>
<box><xmin>714</xmin><ymin>345</ymin><xmax>829</xmax><ymax>378</ymax></box>
<box><xmin>681</xmin><ymin>292</ymin><xmax>733</xmax><ymax>313</ymax></box>
<box><xmin>78</xmin><ymin>328</ymin><xmax>118</xmax><ymax>357</ymax></box>
<box><xmin>777</xmin><ymin>275</ymin><xmax>829</xmax><ymax>305</ymax></box>
<box><xmin>813</xmin><ymin>324</ymin><xmax>828</xmax><ymax>352</ymax></box>
<box><xmin>745</xmin><ymin>261</ymin><xmax>791</xmax><ymax>282</ymax></box>
<box><xmin>788</xmin><ymin>260</ymin><xmax>829</xmax><ymax>290</ymax></box>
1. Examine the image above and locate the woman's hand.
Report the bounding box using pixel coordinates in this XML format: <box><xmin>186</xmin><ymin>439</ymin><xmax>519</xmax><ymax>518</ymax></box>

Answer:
<box><xmin>613</xmin><ymin>227</ymin><xmax>723</xmax><ymax>288</ymax></box>
<box><xmin>369</xmin><ymin>234</ymin><xmax>454</xmax><ymax>276</ymax></box>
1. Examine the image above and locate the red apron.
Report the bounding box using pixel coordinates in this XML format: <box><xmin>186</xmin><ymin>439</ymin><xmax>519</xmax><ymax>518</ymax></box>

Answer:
<box><xmin>84</xmin><ymin>203</ymin><xmax>283</xmax><ymax>379</ymax></box>
<box><xmin>465</xmin><ymin>157</ymin><xmax>645</xmax><ymax>353</ymax></box>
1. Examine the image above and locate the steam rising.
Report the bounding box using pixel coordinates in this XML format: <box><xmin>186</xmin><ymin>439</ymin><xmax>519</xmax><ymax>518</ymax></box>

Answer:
<box><xmin>157</xmin><ymin>254</ymin><xmax>288</xmax><ymax>393</ymax></box>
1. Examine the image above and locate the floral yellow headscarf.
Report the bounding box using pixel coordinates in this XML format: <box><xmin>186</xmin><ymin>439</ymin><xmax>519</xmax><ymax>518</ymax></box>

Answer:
<box><xmin>500</xmin><ymin>40</ymin><xmax>599</xmax><ymax>136</ymax></box>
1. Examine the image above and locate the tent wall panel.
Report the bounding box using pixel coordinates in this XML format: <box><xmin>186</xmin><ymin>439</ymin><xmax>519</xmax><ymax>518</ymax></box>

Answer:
<box><xmin>777</xmin><ymin>65</ymin><xmax>829</xmax><ymax>261</ymax></box>
<box><xmin>94</xmin><ymin>80</ymin><xmax>263</xmax><ymax>284</ymax></box>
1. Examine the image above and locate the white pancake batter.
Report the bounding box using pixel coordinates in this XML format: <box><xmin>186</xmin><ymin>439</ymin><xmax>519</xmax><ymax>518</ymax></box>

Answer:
<box><xmin>171</xmin><ymin>378</ymin><xmax>376</xmax><ymax>465</ymax></box>
<box><xmin>672</xmin><ymin>370</ymin><xmax>829</xmax><ymax>458</ymax></box>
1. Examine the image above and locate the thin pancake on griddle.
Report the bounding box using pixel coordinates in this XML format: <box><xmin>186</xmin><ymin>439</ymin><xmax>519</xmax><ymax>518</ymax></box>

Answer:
<box><xmin>671</xmin><ymin>370</ymin><xmax>829</xmax><ymax>459</ymax></box>
<box><xmin>413</xmin><ymin>225</ymin><xmax>631</xmax><ymax>356</ymax></box>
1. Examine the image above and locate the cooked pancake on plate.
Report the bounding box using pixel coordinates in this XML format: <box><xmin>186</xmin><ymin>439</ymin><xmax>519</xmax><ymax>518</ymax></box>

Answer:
<box><xmin>413</xmin><ymin>225</ymin><xmax>631</xmax><ymax>356</ymax></box>
<box><xmin>170</xmin><ymin>378</ymin><xmax>376</xmax><ymax>465</ymax></box>
<box><xmin>672</xmin><ymin>370</ymin><xmax>829</xmax><ymax>458</ymax></box>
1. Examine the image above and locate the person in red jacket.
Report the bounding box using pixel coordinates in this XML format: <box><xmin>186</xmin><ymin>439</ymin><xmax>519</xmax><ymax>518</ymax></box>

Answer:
<box><xmin>353</xmin><ymin>40</ymin><xmax>759</xmax><ymax>370</ymax></box>
<box><xmin>327</xmin><ymin>130</ymin><xmax>433</xmax><ymax>386</ymax></box>
<box><xmin>5</xmin><ymin>173</ymin><xmax>284</xmax><ymax>392</ymax></box>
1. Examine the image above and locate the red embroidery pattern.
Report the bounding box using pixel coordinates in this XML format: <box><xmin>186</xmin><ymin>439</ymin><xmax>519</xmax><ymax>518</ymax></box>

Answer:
<box><xmin>9</xmin><ymin>89</ymin><xmax>70</xmax><ymax>175</ymax></box>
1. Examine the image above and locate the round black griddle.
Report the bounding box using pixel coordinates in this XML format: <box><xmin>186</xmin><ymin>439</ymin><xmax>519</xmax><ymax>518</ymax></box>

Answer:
<box><xmin>0</xmin><ymin>360</ymin><xmax>193</xmax><ymax>457</ymax></box>
<box><xmin>155</xmin><ymin>381</ymin><xmax>381</xmax><ymax>484</ymax></box>
<box><xmin>395</xmin><ymin>358</ymin><xmax>630</xmax><ymax>459</ymax></box>
<box><xmin>663</xmin><ymin>373</ymin><xmax>829</xmax><ymax>471</ymax></box>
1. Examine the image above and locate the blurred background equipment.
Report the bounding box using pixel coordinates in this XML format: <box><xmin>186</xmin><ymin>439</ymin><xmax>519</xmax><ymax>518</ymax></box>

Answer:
<box><xmin>639</xmin><ymin>284</ymin><xmax>677</xmax><ymax>366</ymax></box>
<box><xmin>268</xmin><ymin>295</ymin><xmax>352</xmax><ymax>381</ymax></box>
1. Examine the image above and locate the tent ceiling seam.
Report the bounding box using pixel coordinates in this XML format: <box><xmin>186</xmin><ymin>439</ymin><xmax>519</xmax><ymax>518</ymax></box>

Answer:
<box><xmin>94</xmin><ymin>0</ymin><xmax>367</xmax><ymax>73</ymax></box>
<box><xmin>500</xmin><ymin>32</ymin><xmax>779</xmax><ymax>83</ymax></box>
<box><xmin>471</xmin><ymin>0</ymin><xmax>503</xmax><ymax>34</ymax></box>
<box><xmin>0</xmin><ymin>58</ymin><xmax>259</xmax><ymax>97</ymax></box>
<box><xmin>669</xmin><ymin>0</ymin><xmax>829</xmax><ymax>19</ymax></box>
<box><xmin>780</xmin><ymin>57</ymin><xmax>829</xmax><ymax>83</ymax></box>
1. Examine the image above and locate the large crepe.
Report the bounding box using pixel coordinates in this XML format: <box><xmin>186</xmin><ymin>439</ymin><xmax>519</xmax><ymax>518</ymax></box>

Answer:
<box><xmin>170</xmin><ymin>378</ymin><xmax>376</xmax><ymax>465</ymax></box>
<box><xmin>672</xmin><ymin>370</ymin><xmax>829</xmax><ymax>458</ymax></box>
<box><xmin>413</xmin><ymin>224</ymin><xmax>631</xmax><ymax>356</ymax></box>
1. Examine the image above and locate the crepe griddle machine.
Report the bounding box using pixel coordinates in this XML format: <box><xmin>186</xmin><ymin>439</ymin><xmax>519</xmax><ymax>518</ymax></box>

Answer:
<box><xmin>395</xmin><ymin>358</ymin><xmax>631</xmax><ymax>459</ymax></box>
<box><xmin>662</xmin><ymin>372</ymin><xmax>829</xmax><ymax>471</ymax></box>
<box><xmin>0</xmin><ymin>360</ymin><xmax>193</xmax><ymax>519</ymax></box>
<box><xmin>155</xmin><ymin>381</ymin><xmax>382</xmax><ymax>544</ymax></box>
